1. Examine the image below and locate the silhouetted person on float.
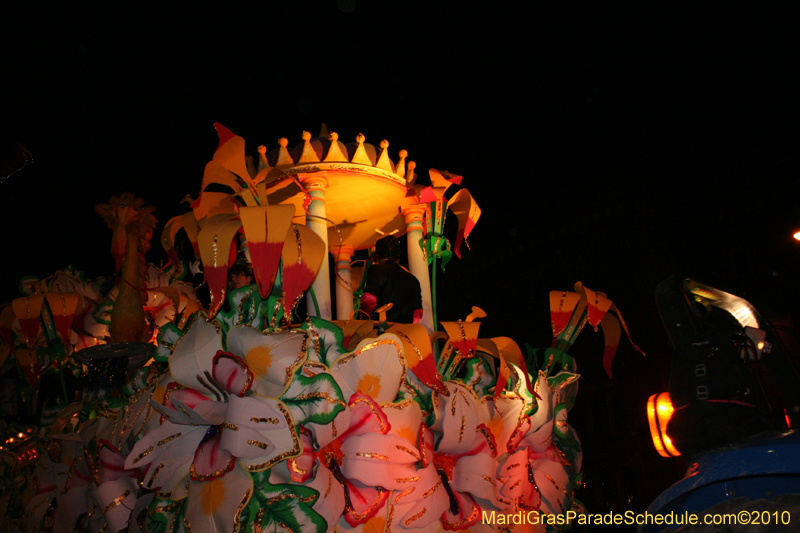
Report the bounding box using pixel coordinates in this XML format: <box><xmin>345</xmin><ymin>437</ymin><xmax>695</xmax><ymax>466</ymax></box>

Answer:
<box><xmin>360</xmin><ymin>235</ymin><xmax>423</xmax><ymax>324</ymax></box>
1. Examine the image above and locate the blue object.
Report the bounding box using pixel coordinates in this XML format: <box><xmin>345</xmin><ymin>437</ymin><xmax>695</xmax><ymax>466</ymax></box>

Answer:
<box><xmin>641</xmin><ymin>429</ymin><xmax>800</xmax><ymax>533</ymax></box>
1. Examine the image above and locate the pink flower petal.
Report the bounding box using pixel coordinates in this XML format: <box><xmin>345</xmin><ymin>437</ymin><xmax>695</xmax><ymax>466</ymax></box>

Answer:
<box><xmin>212</xmin><ymin>350</ymin><xmax>253</xmax><ymax>397</ymax></box>
<box><xmin>191</xmin><ymin>433</ymin><xmax>234</xmax><ymax>482</ymax></box>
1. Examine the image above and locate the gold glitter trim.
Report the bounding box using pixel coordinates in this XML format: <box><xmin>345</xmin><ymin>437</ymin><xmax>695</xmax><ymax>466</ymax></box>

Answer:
<box><xmin>250</xmin><ymin>417</ymin><xmax>279</xmax><ymax>424</ymax></box>
<box><xmin>147</xmin><ymin>463</ymin><xmax>164</xmax><ymax>488</ymax></box>
<box><xmin>404</xmin><ymin>508</ymin><xmax>427</xmax><ymax>526</ymax></box>
<box><xmin>394</xmin><ymin>330</ymin><xmax>424</xmax><ymax>362</ymax></box>
<box><xmin>338</xmin><ymin>338</ymin><xmax>396</xmax><ymax>365</ymax></box>
<box><xmin>507</xmin><ymin>463</ymin><xmax>520</xmax><ymax>471</ymax></box>
<box><xmin>294</xmin><ymin>391</ymin><xmax>346</xmax><ymax>406</ymax></box>
<box><xmin>419</xmin><ymin>428</ymin><xmax>429</xmax><ymax>467</ymax></box>
<box><xmin>222</xmin><ymin>422</ymin><xmax>240</xmax><ymax>431</ymax></box>
<box><xmin>190</xmin><ymin>454</ymin><xmax>234</xmax><ymax>481</ymax></box>
<box><xmin>234</xmin><ymin>285</ymin><xmax>256</xmax><ymax>327</ymax></box>
<box><xmin>467</xmin><ymin>358</ymin><xmax>484</xmax><ymax>388</ymax></box>
<box><xmin>303</xmin><ymin>359</ymin><xmax>328</xmax><ymax>373</ymax></box>
<box><xmin>381</xmin><ymin>399</ymin><xmax>413</xmax><ymax>409</ymax></box>
<box><xmin>289</xmin><ymin>458</ymin><xmax>307</xmax><ymax>475</ymax></box>
<box><xmin>132</xmin><ymin>446</ymin><xmax>153</xmax><ymax>464</ymax></box>
<box><xmin>423</xmin><ymin>479</ymin><xmax>441</xmax><ymax>498</ymax></box>
<box><xmin>346</xmin><ymin>487</ymin><xmax>387</xmax><ymax>521</ymax></box>
<box><xmin>458</xmin><ymin>415</ymin><xmax>466</xmax><ymax>442</ymax></box>
<box><xmin>395</xmin><ymin>444</ymin><xmax>420</xmax><ymax>461</ymax></box>
<box><xmin>543</xmin><ymin>473</ymin><xmax>559</xmax><ymax>488</ymax></box>
<box><xmin>477</xmin><ymin>425</ymin><xmax>497</xmax><ymax>457</ymax></box>
<box><xmin>254</xmin><ymin>508</ymin><xmax>265</xmax><ymax>533</ymax></box>
<box><xmin>102</xmin><ymin>490</ymin><xmax>131</xmax><ymax>513</ymax></box>
<box><xmin>349</xmin><ymin>396</ymin><xmax>388</xmax><ymax>433</ymax></box>
<box><xmin>265</xmin><ymin>492</ymin><xmax>316</xmax><ymax>505</ymax></box>
<box><xmin>482</xmin><ymin>475</ymin><xmax>496</xmax><ymax>485</ymax></box>
<box><xmin>247</xmin><ymin>402</ymin><xmax>301</xmax><ymax>471</ymax></box>
<box><xmin>356</xmin><ymin>452</ymin><xmax>388</xmax><ymax>461</ymax></box>
<box><xmin>285</xmin><ymin>331</ymin><xmax>310</xmax><ymax>386</ymax></box>
<box><xmin>157</xmin><ymin>433</ymin><xmax>181</xmax><ymax>446</ymax></box>
<box><xmin>248</xmin><ymin>439</ymin><xmax>270</xmax><ymax>450</ymax></box>
<box><xmin>395</xmin><ymin>487</ymin><xmax>416</xmax><ymax>503</ymax></box>
<box><xmin>234</xmin><ymin>489</ymin><xmax>251</xmax><ymax>532</ymax></box>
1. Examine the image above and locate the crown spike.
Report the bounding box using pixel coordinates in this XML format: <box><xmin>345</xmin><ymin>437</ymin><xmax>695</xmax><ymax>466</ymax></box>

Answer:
<box><xmin>319</xmin><ymin>123</ymin><xmax>329</xmax><ymax>139</ymax></box>
<box><xmin>275</xmin><ymin>138</ymin><xmax>294</xmax><ymax>167</ymax></box>
<box><xmin>324</xmin><ymin>131</ymin><xmax>348</xmax><ymax>162</ymax></box>
<box><xmin>375</xmin><ymin>139</ymin><xmax>394</xmax><ymax>173</ymax></box>
<box><xmin>298</xmin><ymin>131</ymin><xmax>321</xmax><ymax>163</ymax></box>
<box><xmin>257</xmin><ymin>145</ymin><xmax>269</xmax><ymax>172</ymax></box>
<box><xmin>253</xmin><ymin>144</ymin><xmax>273</xmax><ymax>188</ymax></box>
<box><xmin>407</xmin><ymin>160</ymin><xmax>417</xmax><ymax>187</ymax></box>
<box><xmin>350</xmin><ymin>133</ymin><xmax>373</xmax><ymax>165</ymax></box>
<box><xmin>396</xmin><ymin>149</ymin><xmax>408</xmax><ymax>179</ymax></box>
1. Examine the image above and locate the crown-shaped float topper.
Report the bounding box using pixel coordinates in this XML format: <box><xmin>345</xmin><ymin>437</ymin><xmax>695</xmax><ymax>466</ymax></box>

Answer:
<box><xmin>257</xmin><ymin>124</ymin><xmax>415</xmax><ymax>186</ymax></box>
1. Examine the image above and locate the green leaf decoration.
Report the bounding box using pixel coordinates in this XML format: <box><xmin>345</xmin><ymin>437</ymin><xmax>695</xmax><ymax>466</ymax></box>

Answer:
<box><xmin>215</xmin><ymin>285</ymin><xmax>266</xmax><ymax>341</ymax></box>
<box><xmin>154</xmin><ymin>321</ymin><xmax>185</xmax><ymax>363</ymax></box>
<box><xmin>121</xmin><ymin>365</ymin><xmax>156</xmax><ymax>398</ymax></box>
<box><xmin>461</xmin><ymin>356</ymin><xmax>496</xmax><ymax>398</ymax></box>
<box><xmin>397</xmin><ymin>371</ymin><xmax>435</xmax><ymax>426</ymax></box>
<box><xmin>240</xmin><ymin>470</ymin><xmax>327</xmax><ymax>533</ymax></box>
<box><xmin>145</xmin><ymin>492</ymin><xmax>188</xmax><ymax>533</ymax></box>
<box><xmin>280</xmin><ymin>371</ymin><xmax>345</xmax><ymax>426</ymax></box>
<box><xmin>509</xmin><ymin>366</ymin><xmax>538</xmax><ymax>408</ymax></box>
<box><xmin>93</xmin><ymin>299</ymin><xmax>113</xmax><ymax>326</ymax></box>
<box><xmin>530</xmin><ymin>347</ymin><xmax>576</xmax><ymax>377</ymax></box>
<box><xmin>421</xmin><ymin>234</ymin><xmax>452</xmax><ymax>271</ymax></box>
<box><xmin>548</xmin><ymin>371</ymin><xmax>579</xmax><ymax>411</ymax></box>
<box><xmin>301</xmin><ymin>317</ymin><xmax>344</xmax><ymax>369</ymax></box>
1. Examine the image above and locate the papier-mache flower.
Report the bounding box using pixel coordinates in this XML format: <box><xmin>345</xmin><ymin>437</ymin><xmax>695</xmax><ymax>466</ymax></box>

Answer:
<box><xmin>124</xmin><ymin>319</ymin><xmax>303</xmax><ymax>532</ymax></box>
<box><xmin>387</xmin><ymin>381</ymin><xmax>501</xmax><ymax>531</ymax></box>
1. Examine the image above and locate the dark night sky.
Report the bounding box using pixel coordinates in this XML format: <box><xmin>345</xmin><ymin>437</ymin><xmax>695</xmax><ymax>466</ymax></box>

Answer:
<box><xmin>3</xmin><ymin>1</ymin><xmax>800</xmax><ymax>514</ymax></box>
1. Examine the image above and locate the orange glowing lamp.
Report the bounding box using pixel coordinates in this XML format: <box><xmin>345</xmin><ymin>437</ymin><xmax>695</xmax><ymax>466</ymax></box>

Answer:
<box><xmin>647</xmin><ymin>392</ymin><xmax>681</xmax><ymax>457</ymax></box>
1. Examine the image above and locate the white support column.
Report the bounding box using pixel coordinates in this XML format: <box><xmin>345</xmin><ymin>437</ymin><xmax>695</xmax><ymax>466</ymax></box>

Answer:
<box><xmin>332</xmin><ymin>244</ymin><xmax>354</xmax><ymax>321</ymax></box>
<box><xmin>299</xmin><ymin>173</ymin><xmax>333</xmax><ymax>320</ymax></box>
<box><xmin>402</xmin><ymin>204</ymin><xmax>434</xmax><ymax>333</ymax></box>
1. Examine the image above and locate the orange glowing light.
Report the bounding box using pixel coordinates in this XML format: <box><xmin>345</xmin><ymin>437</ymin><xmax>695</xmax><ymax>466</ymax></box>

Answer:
<box><xmin>647</xmin><ymin>392</ymin><xmax>680</xmax><ymax>457</ymax></box>
<box><xmin>794</xmin><ymin>231</ymin><xmax>800</xmax><ymax>241</ymax></box>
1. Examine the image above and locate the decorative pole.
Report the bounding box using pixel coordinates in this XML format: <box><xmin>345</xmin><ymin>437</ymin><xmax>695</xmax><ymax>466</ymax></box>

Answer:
<box><xmin>402</xmin><ymin>204</ymin><xmax>434</xmax><ymax>333</ymax></box>
<box><xmin>298</xmin><ymin>171</ymin><xmax>332</xmax><ymax>320</ymax></box>
<box><xmin>332</xmin><ymin>244</ymin><xmax>354</xmax><ymax>320</ymax></box>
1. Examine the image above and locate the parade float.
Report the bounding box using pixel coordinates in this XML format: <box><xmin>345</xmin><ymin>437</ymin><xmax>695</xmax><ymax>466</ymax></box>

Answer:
<box><xmin>0</xmin><ymin>124</ymin><xmax>641</xmax><ymax>532</ymax></box>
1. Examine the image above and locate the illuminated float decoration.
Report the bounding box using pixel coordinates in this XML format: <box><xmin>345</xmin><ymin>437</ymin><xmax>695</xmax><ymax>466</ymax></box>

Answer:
<box><xmin>0</xmin><ymin>194</ymin><xmax>201</xmax><ymax>416</ymax></box>
<box><xmin>0</xmin><ymin>124</ymin><xmax>644</xmax><ymax>533</ymax></box>
<box><xmin>647</xmin><ymin>392</ymin><xmax>680</xmax><ymax>458</ymax></box>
